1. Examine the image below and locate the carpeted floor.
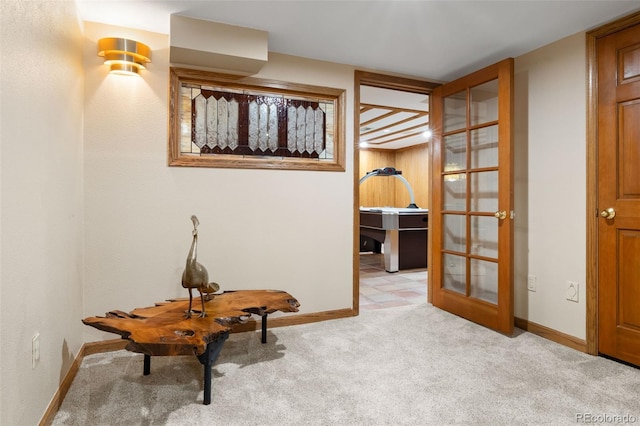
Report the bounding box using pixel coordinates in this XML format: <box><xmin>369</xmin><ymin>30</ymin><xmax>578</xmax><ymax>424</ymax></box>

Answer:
<box><xmin>53</xmin><ymin>303</ymin><xmax>640</xmax><ymax>425</ymax></box>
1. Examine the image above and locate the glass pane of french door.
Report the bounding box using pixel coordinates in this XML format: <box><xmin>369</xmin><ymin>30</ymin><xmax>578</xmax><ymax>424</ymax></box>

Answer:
<box><xmin>443</xmin><ymin>79</ymin><xmax>499</xmax><ymax>303</ymax></box>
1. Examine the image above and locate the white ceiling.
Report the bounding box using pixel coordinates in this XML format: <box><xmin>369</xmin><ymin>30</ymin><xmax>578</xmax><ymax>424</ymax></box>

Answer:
<box><xmin>77</xmin><ymin>0</ymin><xmax>640</xmax><ymax>81</ymax></box>
<box><xmin>360</xmin><ymin>86</ymin><xmax>430</xmax><ymax>150</ymax></box>
<box><xmin>77</xmin><ymin>0</ymin><xmax>640</xmax><ymax>150</ymax></box>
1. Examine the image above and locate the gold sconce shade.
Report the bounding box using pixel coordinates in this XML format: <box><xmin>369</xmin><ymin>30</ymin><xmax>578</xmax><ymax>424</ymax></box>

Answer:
<box><xmin>98</xmin><ymin>37</ymin><xmax>151</xmax><ymax>76</ymax></box>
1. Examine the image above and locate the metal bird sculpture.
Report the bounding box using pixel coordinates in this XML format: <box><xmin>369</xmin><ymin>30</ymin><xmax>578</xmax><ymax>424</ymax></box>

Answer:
<box><xmin>182</xmin><ymin>215</ymin><xmax>220</xmax><ymax>318</ymax></box>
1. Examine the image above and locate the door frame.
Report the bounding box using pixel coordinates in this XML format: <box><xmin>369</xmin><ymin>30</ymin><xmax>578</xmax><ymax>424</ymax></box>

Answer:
<box><xmin>585</xmin><ymin>11</ymin><xmax>640</xmax><ymax>356</ymax></box>
<box><xmin>353</xmin><ymin>71</ymin><xmax>440</xmax><ymax>314</ymax></box>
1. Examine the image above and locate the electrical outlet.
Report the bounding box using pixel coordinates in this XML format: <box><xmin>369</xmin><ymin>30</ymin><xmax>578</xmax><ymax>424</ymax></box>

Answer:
<box><xmin>566</xmin><ymin>281</ymin><xmax>579</xmax><ymax>302</ymax></box>
<box><xmin>527</xmin><ymin>275</ymin><xmax>537</xmax><ymax>292</ymax></box>
<box><xmin>32</xmin><ymin>333</ymin><xmax>40</xmax><ymax>369</ymax></box>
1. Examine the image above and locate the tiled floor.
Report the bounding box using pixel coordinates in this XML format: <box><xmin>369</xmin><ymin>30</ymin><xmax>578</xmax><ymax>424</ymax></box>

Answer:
<box><xmin>359</xmin><ymin>252</ymin><xmax>428</xmax><ymax>310</ymax></box>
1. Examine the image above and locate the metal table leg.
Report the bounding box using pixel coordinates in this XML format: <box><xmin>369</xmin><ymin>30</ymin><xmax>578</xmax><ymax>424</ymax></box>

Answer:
<box><xmin>142</xmin><ymin>332</ymin><xmax>230</xmax><ymax>405</ymax></box>
<box><xmin>197</xmin><ymin>331</ymin><xmax>230</xmax><ymax>405</ymax></box>
<box><xmin>143</xmin><ymin>354</ymin><xmax>151</xmax><ymax>375</ymax></box>
<box><xmin>261</xmin><ymin>314</ymin><xmax>268</xmax><ymax>344</ymax></box>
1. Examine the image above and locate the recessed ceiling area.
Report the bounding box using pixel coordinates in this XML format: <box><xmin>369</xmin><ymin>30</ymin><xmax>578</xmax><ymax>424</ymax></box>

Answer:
<box><xmin>359</xmin><ymin>86</ymin><xmax>430</xmax><ymax>151</ymax></box>
<box><xmin>75</xmin><ymin>1</ymin><xmax>640</xmax><ymax>82</ymax></box>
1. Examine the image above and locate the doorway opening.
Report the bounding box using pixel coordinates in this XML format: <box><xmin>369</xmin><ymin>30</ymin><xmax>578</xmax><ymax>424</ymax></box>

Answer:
<box><xmin>353</xmin><ymin>71</ymin><xmax>439</xmax><ymax>312</ymax></box>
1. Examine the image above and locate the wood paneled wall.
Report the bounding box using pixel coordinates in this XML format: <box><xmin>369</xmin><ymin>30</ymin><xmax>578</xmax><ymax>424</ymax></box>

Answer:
<box><xmin>396</xmin><ymin>144</ymin><xmax>429</xmax><ymax>209</ymax></box>
<box><xmin>359</xmin><ymin>149</ymin><xmax>396</xmax><ymax>207</ymax></box>
<box><xmin>359</xmin><ymin>144</ymin><xmax>429</xmax><ymax>208</ymax></box>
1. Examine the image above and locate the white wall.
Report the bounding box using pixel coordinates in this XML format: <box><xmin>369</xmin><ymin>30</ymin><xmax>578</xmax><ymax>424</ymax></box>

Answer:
<box><xmin>82</xmin><ymin>22</ymin><xmax>355</xmax><ymax>342</ymax></box>
<box><xmin>514</xmin><ymin>33</ymin><xmax>587</xmax><ymax>339</ymax></box>
<box><xmin>0</xmin><ymin>1</ymin><xmax>85</xmax><ymax>424</ymax></box>
<box><xmin>0</xmin><ymin>9</ymin><xmax>597</xmax><ymax>422</ymax></box>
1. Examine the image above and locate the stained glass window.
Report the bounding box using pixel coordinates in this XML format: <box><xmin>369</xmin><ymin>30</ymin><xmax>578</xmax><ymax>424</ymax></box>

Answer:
<box><xmin>169</xmin><ymin>68</ymin><xmax>345</xmax><ymax>171</ymax></box>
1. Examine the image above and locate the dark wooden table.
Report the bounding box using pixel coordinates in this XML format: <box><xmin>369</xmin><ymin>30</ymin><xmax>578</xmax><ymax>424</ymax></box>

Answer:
<box><xmin>360</xmin><ymin>208</ymin><xmax>428</xmax><ymax>272</ymax></box>
<box><xmin>82</xmin><ymin>290</ymin><xmax>300</xmax><ymax>404</ymax></box>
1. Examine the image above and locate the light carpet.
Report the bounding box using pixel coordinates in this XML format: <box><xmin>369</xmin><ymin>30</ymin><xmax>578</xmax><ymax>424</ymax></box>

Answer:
<box><xmin>53</xmin><ymin>303</ymin><xmax>640</xmax><ymax>425</ymax></box>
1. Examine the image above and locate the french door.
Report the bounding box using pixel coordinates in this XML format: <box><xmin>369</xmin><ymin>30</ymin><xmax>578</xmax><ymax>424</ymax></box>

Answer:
<box><xmin>430</xmin><ymin>59</ymin><xmax>514</xmax><ymax>334</ymax></box>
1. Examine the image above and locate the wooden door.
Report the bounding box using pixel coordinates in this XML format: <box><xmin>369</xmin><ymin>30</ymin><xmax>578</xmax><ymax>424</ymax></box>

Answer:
<box><xmin>597</xmin><ymin>23</ymin><xmax>640</xmax><ymax>366</ymax></box>
<box><xmin>431</xmin><ymin>59</ymin><xmax>514</xmax><ymax>334</ymax></box>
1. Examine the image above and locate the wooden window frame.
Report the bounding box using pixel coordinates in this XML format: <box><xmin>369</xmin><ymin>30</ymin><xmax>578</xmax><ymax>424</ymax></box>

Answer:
<box><xmin>168</xmin><ymin>67</ymin><xmax>346</xmax><ymax>171</ymax></box>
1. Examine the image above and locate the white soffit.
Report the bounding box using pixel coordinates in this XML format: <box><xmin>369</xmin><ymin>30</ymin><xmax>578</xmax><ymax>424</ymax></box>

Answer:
<box><xmin>170</xmin><ymin>14</ymin><xmax>268</xmax><ymax>75</ymax></box>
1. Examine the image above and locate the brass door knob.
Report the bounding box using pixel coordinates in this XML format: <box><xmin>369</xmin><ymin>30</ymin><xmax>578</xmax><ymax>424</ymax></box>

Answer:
<box><xmin>600</xmin><ymin>208</ymin><xmax>616</xmax><ymax>219</ymax></box>
<box><xmin>494</xmin><ymin>210</ymin><xmax>507</xmax><ymax>220</ymax></box>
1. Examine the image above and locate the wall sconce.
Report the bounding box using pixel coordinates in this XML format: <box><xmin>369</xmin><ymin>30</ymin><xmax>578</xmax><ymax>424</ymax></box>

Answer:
<box><xmin>98</xmin><ymin>37</ymin><xmax>151</xmax><ymax>76</ymax></box>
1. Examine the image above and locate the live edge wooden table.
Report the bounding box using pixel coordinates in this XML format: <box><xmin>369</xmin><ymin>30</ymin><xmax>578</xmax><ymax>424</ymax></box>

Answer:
<box><xmin>82</xmin><ymin>290</ymin><xmax>300</xmax><ymax>405</ymax></box>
